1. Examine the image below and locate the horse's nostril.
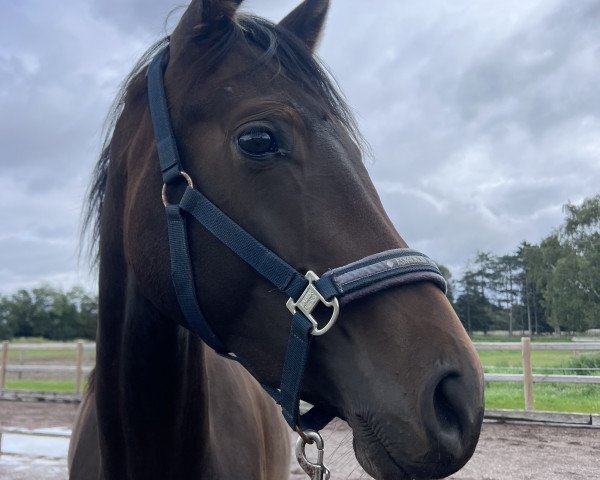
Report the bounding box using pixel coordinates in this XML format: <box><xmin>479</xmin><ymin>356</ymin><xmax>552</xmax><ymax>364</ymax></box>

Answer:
<box><xmin>428</xmin><ymin>373</ymin><xmax>480</xmax><ymax>463</ymax></box>
<box><xmin>433</xmin><ymin>375</ymin><xmax>462</xmax><ymax>437</ymax></box>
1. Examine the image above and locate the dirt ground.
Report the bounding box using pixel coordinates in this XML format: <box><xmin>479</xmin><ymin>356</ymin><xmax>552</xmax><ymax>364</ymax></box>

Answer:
<box><xmin>1</xmin><ymin>400</ymin><xmax>599</xmax><ymax>479</ymax></box>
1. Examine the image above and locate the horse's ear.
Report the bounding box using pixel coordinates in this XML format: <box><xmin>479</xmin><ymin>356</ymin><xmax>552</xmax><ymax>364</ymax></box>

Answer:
<box><xmin>279</xmin><ymin>0</ymin><xmax>330</xmax><ymax>52</ymax></box>
<box><xmin>171</xmin><ymin>0</ymin><xmax>244</xmax><ymax>46</ymax></box>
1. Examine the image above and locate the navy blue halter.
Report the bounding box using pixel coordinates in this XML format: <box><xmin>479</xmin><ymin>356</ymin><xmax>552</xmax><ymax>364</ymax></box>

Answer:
<box><xmin>146</xmin><ymin>46</ymin><xmax>447</xmax><ymax>434</ymax></box>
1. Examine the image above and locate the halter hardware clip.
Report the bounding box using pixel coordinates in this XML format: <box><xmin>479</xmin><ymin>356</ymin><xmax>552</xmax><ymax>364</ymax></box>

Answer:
<box><xmin>295</xmin><ymin>430</ymin><xmax>331</xmax><ymax>480</ymax></box>
<box><xmin>286</xmin><ymin>271</ymin><xmax>339</xmax><ymax>336</ymax></box>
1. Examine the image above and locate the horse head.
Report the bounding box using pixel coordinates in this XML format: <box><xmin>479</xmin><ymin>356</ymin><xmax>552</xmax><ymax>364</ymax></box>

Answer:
<box><xmin>95</xmin><ymin>1</ymin><xmax>484</xmax><ymax>478</ymax></box>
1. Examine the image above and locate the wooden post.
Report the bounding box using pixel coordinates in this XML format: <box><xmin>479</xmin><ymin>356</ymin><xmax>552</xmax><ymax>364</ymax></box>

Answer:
<box><xmin>75</xmin><ymin>340</ymin><xmax>84</xmax><ymax>394</ymax></box>
<box><xmin>0</xmin><ymin>341</ymin><xmax>8</xmax><ymax>391</ymax></box>
<box><xmin>521</xmin><ymin>337</ymin><xmax>534</xmax><ymax>411</ymax></box>
<box><xmin>18</xmin><ymin>350</ymin><xmax>23</xmax><ymax>380</ymax></box>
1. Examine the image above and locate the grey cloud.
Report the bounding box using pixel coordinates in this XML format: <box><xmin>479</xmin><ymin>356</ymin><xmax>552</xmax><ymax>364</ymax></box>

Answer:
<box><xmin>455</xmin><ymin>0</ymin><xmax>600</xmax><ymax>137</ymax></box>
<box><xmin>89</xmin><ymin>0</ymin><xmax>182</xmax><ymax>37</ymax></box>
<box><xmin>88</xmin><ymin>0</ymin><xmax>295</xmax><ymax>36</ymax></box>
<box><xmin>309</xmin><ymin>0</ymin><xmax>600</xmax><ymax>275</ymax></box>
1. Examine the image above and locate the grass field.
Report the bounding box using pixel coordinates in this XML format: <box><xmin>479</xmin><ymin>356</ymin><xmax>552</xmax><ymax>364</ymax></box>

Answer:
<box><xmin>476</xmin><ymin>335</ymin><xmax>600</xmax><ymax>413</ymax></box>
<box><xmin>4</xmin><ymin>379</ymin><xmax>79</xmax><ymax>392</ymax></box>
<box><xmin>2</xmin><ymin>337</ymin><xmax>600</xmax><ymax>413</ymax></box>
<box><xmin>485</xmin><ymin>382</ymin><xmax>600</xmax><ymax>412</ymax></box>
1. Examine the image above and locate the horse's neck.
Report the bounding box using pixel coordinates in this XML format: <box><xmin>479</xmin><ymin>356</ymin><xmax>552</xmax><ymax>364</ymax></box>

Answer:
<box><xmin>96</xmin><ymin>269</ymin><xmax>214</xmax><ymax>479</ymax></box>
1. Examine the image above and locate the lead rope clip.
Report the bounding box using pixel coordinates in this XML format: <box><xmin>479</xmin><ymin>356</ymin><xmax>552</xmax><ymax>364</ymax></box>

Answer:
<box><xmin>295</xmin><ymin>430</ymin><xmax>331</xmax><ymax>480</ymax></box>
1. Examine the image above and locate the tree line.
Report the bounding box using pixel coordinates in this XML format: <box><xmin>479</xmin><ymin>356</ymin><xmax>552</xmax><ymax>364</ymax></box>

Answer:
<box><xmin>0</xmin><ymin>285</ymin><xmax>97</xmax><ymax>340</ymax></box>
<box><xmin>449</xmin><ymin>195</ymin><xmax>600</xmax><ymax>335</ymax></box>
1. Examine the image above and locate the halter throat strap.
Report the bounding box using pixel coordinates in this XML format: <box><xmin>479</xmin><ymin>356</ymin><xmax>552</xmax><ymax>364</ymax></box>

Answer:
<box><xmin>146</xmin><ymin>46</ymin><xmax>447</xmax><ymax>432</ymax></box>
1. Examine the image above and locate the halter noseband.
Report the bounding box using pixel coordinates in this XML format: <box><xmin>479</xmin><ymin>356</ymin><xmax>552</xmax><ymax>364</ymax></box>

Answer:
<box><xmin>146</xmin><ymin>46</ymin><xmax>447</xmax><ymax>435</ymax></box>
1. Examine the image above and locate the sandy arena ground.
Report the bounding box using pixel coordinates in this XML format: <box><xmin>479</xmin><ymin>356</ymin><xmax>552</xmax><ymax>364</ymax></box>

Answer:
<box><xmin>1</xmin><ymin>400</ymin><xmax>599</xmax><ymax>479</ymax></box>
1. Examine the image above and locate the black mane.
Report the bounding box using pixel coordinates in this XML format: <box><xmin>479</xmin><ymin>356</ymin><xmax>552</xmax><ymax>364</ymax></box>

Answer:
<box><xmin>82</xmin><ymin>14</ymin><xmax>363</xmax><ymax>263</ymax></box>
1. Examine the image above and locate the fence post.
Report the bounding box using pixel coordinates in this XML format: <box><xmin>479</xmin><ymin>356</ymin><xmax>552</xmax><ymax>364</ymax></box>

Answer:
<box><xmin>18</xmin><ymin>350</ymin><xmax>23</xmax><ymax>380</ymax></box>
<box><xmin>75</xmin><ymin>340</ymin><xmax>84</xmax><ymax>395</ymax></box>
<box><xmin>521</xmin><ymin>337</ymin><xmax>534</xmax><ymax>410</ymax></box>
<box><xmin>0</xmin><ymin>341</ymin><xmax>9</xmax><ymax>391</ymax></box>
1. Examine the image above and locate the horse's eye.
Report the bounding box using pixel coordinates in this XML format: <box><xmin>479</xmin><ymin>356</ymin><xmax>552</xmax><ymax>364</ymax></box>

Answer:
<box><xmin>238</xmin><ymin>129</ymin><xmax>278</xmax><ymax>156</ymax></box>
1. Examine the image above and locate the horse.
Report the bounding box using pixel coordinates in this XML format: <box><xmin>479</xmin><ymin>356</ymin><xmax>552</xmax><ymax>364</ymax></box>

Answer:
<box><xmin>68</xmin><ymin>1</ymin><xmax>484</xmax><ymax>479</ymax></box>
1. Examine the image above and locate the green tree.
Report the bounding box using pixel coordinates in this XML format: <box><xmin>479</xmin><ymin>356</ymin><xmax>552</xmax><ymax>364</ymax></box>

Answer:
<box><xmin>546</xmin><ymin>196</ymin><xmax>600</xmax><ymax>331</ymax></box>
<box><xmin>528</xmin><ymin>235</ymin><xmax>571</xmax><ymax>331</ymax></box>
<box><xmin>472</xmin><ymin>252</ymin><xmax>497</xmax><ymax>301</ymax></box>
<box><xmin>44</xmin><ymin>288</ymin><xmax>80</xmax><ymax>340</ymax></box>
<box><xmin>518</xmin><ymin>242</ymin><xmax>551</xmax><ymax>334</ymax></box>
<box><xmin>69</xmin><ymin>287</ymin><xmax>98</xmax><ymax>339</ymax></box>
<box><xmin>0</xmin><ymin>285</ymin><xmax>98</xmax><ymax>340</ymax></box>
<box><xmin>544</xmin><ymin>251</ymin><xmax>590</xmax><ymax>332</ymax></box>
<box><xmin>455</xmin><ymin>195</ymin><xmax>600</xmax><ymax>335</ymax></box>
<box><xmin>495</xmin><ymin>254</ymin><xmax>521</xmax><ymax>335</ymax></box>
<box><xmin>0</xmin><ymin>296</ymin><xmax>16</xmax><ymax>340</ymax></box>
<box><xmin>4</xmin><ymin>289</ymin><xmax>46</xmax><ymax>337</ymax></box>
<box><xmin>519</xmin><ymin>196</ymin><xmax>600</xmax><ymax>333</ymax></box>
<box><xmin>455</xmin><ymin>267</ymin><xmax>498</xmax><ymax>334</ymax></box>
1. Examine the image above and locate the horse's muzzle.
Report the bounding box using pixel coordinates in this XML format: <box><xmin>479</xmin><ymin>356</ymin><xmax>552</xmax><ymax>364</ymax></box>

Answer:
<box><xmin>349</xmin><ymin>368</ymin><xmax>484</xmax><ymax>480</ymax></box>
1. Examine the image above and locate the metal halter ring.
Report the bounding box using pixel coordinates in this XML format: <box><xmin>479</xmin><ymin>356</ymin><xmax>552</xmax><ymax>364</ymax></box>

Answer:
<box><xmin>162</xmin><ymin>171</ymin><xmax>194</xmax><ymax>206</ymax></box>
<box><xmin>286</xmin><ymin>271</ymin><xmax>339</xmax><ymax>336</ymax></box>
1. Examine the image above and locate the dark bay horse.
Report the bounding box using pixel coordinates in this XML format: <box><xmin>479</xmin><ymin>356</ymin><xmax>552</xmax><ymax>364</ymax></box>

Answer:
<box><xmin>69</xmin><ymin>1</ymin><xmax>484</xmax><ymax>478</ymax></box>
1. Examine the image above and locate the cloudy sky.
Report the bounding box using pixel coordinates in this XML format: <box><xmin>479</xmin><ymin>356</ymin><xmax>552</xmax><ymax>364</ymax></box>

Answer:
<box><xmin>1</xmin><ymin>0</ymin><xmax>599</xmax><ymax>294</ymax></box>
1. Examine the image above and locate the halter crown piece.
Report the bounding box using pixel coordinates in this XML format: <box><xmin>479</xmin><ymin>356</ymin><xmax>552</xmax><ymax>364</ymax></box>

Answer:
<box><xmin>147</xmin><ymin>46</ymin><xmax>447</xmax><ymax>478</ymax></box>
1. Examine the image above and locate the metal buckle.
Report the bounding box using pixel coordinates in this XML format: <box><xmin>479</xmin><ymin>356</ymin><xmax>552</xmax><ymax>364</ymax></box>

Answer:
<box><xmin>286</xmin><ymin>271</ymin><xmax>339</xmax><ymax>336</ymax></box>
<box><xmin>161</xmin><ymin>171</ymin><xmax>194</xmax><ymax>206</ymax></box>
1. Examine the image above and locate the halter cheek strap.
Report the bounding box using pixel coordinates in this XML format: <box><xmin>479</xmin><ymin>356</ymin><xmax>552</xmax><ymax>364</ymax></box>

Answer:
<box><xmin>147</xmin><ymin>46</ymin><xmax>447</xmax><ymax>433</ymax></box>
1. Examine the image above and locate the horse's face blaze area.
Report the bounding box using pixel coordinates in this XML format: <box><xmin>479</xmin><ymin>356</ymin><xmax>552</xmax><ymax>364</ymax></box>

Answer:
<box><xmin>124</xmin><ymin>5</ymin><xmax>484</xmax><ymax>479</ymax></box>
